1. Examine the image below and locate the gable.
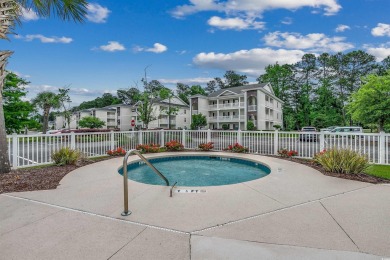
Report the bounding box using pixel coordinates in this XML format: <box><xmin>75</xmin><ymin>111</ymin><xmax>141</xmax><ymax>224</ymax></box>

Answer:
<box><xmin>161</xmin><ymin>96</ymin><xmax>188</xmax><ymax>106</ymax></box>
<box><xmin>263</xmin><ymin>84</ymin><xmax>275</xmax><ymax>95</ymax></box>
<box><xmin>217</xmin><ymin>90</ymin><xmax>237</xmax><ymax>97</ymax></box>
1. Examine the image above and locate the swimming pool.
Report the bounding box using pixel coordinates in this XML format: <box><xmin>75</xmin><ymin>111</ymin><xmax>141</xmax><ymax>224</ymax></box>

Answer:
<box><xmin>119</xmin><ymin>155</ymin><xmax>271</xmax><ymax>186</ymax></box>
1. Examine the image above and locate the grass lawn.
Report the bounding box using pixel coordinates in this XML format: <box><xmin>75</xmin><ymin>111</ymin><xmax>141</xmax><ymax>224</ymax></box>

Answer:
<box><xmin>364</xmin><ymin>165</ymin><xmax>390</xmax><ymax>180</ymax></box>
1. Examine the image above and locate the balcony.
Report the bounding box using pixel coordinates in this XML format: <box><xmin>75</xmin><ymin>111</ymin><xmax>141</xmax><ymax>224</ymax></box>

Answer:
<box><xmin>107</xmin><ymin>115</ymin><xmax>116</xmax><ymax>119</ymax></box>
<box><xmin>192</xmin><ymin>110</ymin><xmax>198</xmax><ymax>114</ymax></box>
<box><xmin>219</xmin><ymin>103</ymin><xmax>243</xmax><ymax>109</ymax></box>
<box><xmin>265</xmin><ymin>101</ymin><xmax>274</xmax><ymax>108</ymax></box>
<box><xmin>248</xmin><ymin>105</ymin><xmax>257</xmax><ymax>111</ymax></box>
<box><xmin>209</xmin><ymin>104</ymin><xmax>218</xmax><ymax>110</ymax></box>
<box><xmin>107</xmin><ymin>121</ymin><xmax>117</xmax><ymax>126</ymax></box>
<box><xmin>208</xmin><ymin>115</ymin><xmax>245</xmax><ymax>122</ymax></box>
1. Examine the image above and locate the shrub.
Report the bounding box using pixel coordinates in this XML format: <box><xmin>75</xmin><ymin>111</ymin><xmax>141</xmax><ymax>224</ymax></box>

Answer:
<box><xmin>199</xmin><ymin>142</ymin><xmax>214</xmax><ymax>151</ymax></box>
<box><xmin>165</xmin><ymin>140</ymin><xmax>184</xmax><ymax>151</ymax></box>
<box><xmin>314</xmin><ymin>148</ymin><xmax>369</xmax><ymax>174</ymax></box>
<box><xmin>225</xmin><ymin>143</ymin><xmax>248</xmax><ymax>153</ymax></box>
<box><xmin>278</xmin><ymin>148</ymin><xmax>298</xmax><ymax>158</ymax></box>
<box><xmin>107</xmin><ymin>147</ymin><xmax>126</xmax><ymax>156</ymax></box>
<box><xmin>273</xmin><ymin>124</ymin><xmax>282</xmax><ymax>130</ymax></box>
<box><xmin>136</xmin><ymin>144</ymin><xmax>162</xmax><ymax>153</ymax></box>
<box><xmin>222</xmin><ymin>124</ymin><xmax>229</xmax><ymax>130</ymax></box>
<box><xmin>52</xmin><ymin>147</ymin><xmax>82</xmax><ymax>166</ymax></box>
<box><xmin>247</xmin><ymin>121</ymin><xmax>256</xmax><ymax>131</ymax></box>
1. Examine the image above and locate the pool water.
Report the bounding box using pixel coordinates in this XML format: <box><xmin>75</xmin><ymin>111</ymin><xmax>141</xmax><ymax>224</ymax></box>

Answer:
<box><xmin>119</xmin><ymin>156</ymin><xmax>270</xmax><ymax>186</ymax></box>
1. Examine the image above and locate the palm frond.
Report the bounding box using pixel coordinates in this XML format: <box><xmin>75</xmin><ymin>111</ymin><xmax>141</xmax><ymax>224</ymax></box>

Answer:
<box><xmin>18</xmin><ymin>0</ymin><xmax>88</xmax><ymax>23</ymax></box>
<box><xmin>0</xmin><ymin>0</ymin><xmax>20</xmax><ymax>40</ymax></box>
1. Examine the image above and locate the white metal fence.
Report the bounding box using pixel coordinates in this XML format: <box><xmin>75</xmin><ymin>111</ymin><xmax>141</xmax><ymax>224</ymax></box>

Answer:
<box><xmin>6</xmin><ymin>130</ymin><xmax>390</xmax><ymax>168</ymax></box>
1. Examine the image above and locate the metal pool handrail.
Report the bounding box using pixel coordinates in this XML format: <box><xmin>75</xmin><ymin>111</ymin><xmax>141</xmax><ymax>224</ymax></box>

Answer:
<box><xmin>121</xmin><ymin>149</ymin><xmax>170</xmax><ymax>216</ymax></box>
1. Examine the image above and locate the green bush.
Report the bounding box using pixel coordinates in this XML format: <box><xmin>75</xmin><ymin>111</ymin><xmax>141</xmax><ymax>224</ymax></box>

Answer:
<box><xmin>273</xmin><ymin>124</ymin><xmax>282</xmax><ymax>130</ymax></box>
<box><xmin>314</xmin><ymin>148</ymin><xmax>369</xmax><ymax>174</ymax></box>
<box><xmin>222</xmin><ymin>124</ymin><xmax>229</xmax><ymax>130</ymax></box>
<box><xmin>247</xmin><ymin>121</ymin><xmax>256</xmax><ymax>130</ymax></box>
<box><xmin>52</xmin><ymin>147</ymin><xmax>83</xmax><ymax>166</ymax></box>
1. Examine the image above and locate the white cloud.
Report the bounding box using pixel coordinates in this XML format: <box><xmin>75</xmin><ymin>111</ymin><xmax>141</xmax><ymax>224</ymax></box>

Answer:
<box><xmin>172</xmin><ymin>0</ymin><xmax>341</xmax><ymax>18</ymax></box>
<box><xmin>159</xmin><ymin>77</ymin><xmax>214</xmax><ymax>85</ymax></box>
<box><xmin>134</xmin><ymin>43</ymin><xmax>168</xmax><ymax>53</ymax></box>
<box><xmin>281</xmin><ymin>17</ymin><xmax>293</xmax><ymax>25</ymax></box>
<box><xmin>371</xmin><ymin>23</ymin><xmax>390</xmax><ymax>37</ymax></box>
<box><xmin>13</xmin><ymin>71</ymin><xmax>31</xmax><ymax>78</ymax></box>
<box><xmin>335</xmin><ymin>24</ymin><xmax>350</xmax><ymax>32</ymax></box>
<box><xmin>86</xmin><ymin>3</ymin><xmax>111</xmax><ymax>23</ymax></box>
<box><xmin>263</xmin><ymin>31</ymin><xmax>354</xmax><ymax>52</ymax></box>
<box><xmin>207</xmin><ymin>16</ymin><xmax>264</xmax><ymax>30</ymax></box>
<box><xmin>364</xmin><ymin>43</ymin><xmax>390</xmax><ymax>61</ymax></box>
<box><xmin>147</xmin><ymin>43</ymin><xmax>168</xmax><ymax>53</ymax></box>
<box><xmin>176</xmin><ymin>50</ymin><xmax>187</xmax><ymax>55</ymax></box>
<box><xmin>16</xmin><ymin>34</ymin><xmax>73</xmax><ymax>43</ymax></box>
<box><xmin>20</xmin><ymin>7</ymin><xmax>39</xmax><ymax>21</ymax></box>
<box><xmin>98</xmin><ymin>41</ymin><xmax>126</xmax><ymax>52</ymax></box>
<box><xmin>193</xmin><ymin>48</ymin><xmax>305</xmax><ymax>76</ymax></box>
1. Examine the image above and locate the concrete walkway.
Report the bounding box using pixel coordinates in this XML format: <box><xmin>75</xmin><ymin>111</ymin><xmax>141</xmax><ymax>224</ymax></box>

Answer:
<box><xmin>1</xmin><ymin>152</ymin><xmax>389</xmax><ymax>259</ymax></box>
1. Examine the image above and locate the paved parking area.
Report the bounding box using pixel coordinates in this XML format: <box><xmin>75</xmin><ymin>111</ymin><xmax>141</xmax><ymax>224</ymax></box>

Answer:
<box><xmin>1</xmin><ymin>152</ymin><xmax>389</xmax><ymax>259</ymax></box>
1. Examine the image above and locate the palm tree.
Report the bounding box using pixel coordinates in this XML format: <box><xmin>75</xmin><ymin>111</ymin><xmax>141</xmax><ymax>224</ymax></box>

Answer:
<box><xmin>32</xmin><ymin>91</ymin><xmax>61</xmax><ymax>134</ymax></box>
<box><xmin>0</xmin><ymin>0</ymin><xmax>88</xmax><ymax>174</ymax></box>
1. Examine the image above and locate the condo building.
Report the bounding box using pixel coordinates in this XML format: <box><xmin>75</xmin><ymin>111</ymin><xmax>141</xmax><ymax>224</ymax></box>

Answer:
<box><xmin>189</xmin><ymin>83</ymin><xmax>283</xmax><ymax>130</ymax></box>
<box><xmin>55</xmin><ymin>96</ymin><xmax>191</xmax><ymax>130</ymax></box>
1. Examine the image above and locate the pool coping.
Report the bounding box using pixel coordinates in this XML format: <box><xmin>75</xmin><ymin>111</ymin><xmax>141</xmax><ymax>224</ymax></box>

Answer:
<box><xmin>118</xmin><ymin>152</ymin><xmax>274</xmax><ymax>188</ymax></box>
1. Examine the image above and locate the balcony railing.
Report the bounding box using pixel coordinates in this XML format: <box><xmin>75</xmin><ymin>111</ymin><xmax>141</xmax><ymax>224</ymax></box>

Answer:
<box><xmin>219</xmin><ymin>103</ymin><xmax>243</xmax><ymax>109</ymax></box>
<box><xmin>192</xmin><ymin>110</ymin><xmax>198</xmax><ymax>114</ymax></box>
<box><xmin>208</xmin><ymin>115</ymin><xmax>245</xmax><ymax>122</ymax></box>
<box><xmin>248</xmin><ymin>105</ymin><xmax>257</xmax><ymax>111</ymax></box>
<box><xmin>266</xmin><ymin>102</ymin><xmax>273</xmax><ymax>108</ymax></box>
<box><xmin>107</xmin><ymin>115</ymin><xmax>116</xmax><ymax>119</ymax></box>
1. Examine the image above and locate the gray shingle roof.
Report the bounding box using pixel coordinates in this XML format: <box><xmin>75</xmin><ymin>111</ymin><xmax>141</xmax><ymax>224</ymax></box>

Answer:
<box><xmin>208</xmin><ymin>83</ymin><xmax>268</xmax><ymax>97</ymax></box>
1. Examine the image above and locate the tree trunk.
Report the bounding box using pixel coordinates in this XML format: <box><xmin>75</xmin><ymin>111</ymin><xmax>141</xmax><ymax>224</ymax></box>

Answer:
<box><xmin>43</xmin><ymin>107</ymin><xmax>50</xmax><ymax>134</ymax></box>
<box><xmin>0</xmin><ymin>51</ymin><xmax>13</xmax><ymax>174</ymax></box>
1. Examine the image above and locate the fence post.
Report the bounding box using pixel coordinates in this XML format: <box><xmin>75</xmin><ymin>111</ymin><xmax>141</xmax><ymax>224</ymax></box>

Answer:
<box><xmin>70</xmin><ymin>132</ymin><xmax>76</xmax><ymax>149</ymax></box>
<box><xmin>182</xmin><ymin>129</ymin><xmax>186</xmax><ymax>148</ymax></box>
<box><xmin>160</xmin><ymin>129</ymin><xmax>165</xmax><ymax>147</ymax></box>
<box><xmin>207</xmin><ymin>129</ymin><xmax>211</xmax><ymax>143</ymax></box>
<box><xmin>274</xmin><ymin>130</ymin><xmax>279</xmax><ymax>155</ymax></box>
<box><xmin>320</xmin><ymin>132</ymin><xmax>325</xmax><ymax>151</ymax></box>
<box><xmin>139</xmin><ymin>130</ymin><xmax>143</xmax><ymax>145</ymax></box>
<box><xmin>12</xmin><ymin>133</ymin><xmax>18</xmax><ymax>168</ymax></box>
<box><xmin>379</xmin><ymin>131</ymin><xmax>385</xmax><ymax>164</ymax></box>
<box><xmin>237</xmin><ymin>129</ymin><xmax>242</xmax><ymax>144</ymax></box>
<box><xmin>110</xmin><ymin>130</ymin><xmax>115</xmax><ymax>150</ymax></box>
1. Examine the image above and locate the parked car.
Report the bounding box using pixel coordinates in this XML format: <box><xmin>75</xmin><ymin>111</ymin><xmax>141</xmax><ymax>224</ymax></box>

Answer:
<box><xmin>299</xmin><ymin>127</ymin><xmax>318</xmax><ymax>142</ymax></box>
<box><xmin>330</xmin><ymin>126</ymin><xmax>363</xmax><ymax>133</ymax></box>
<box><xmin>320</xmin><ymin>126</ymin><xmax>338</xmax><ymax>132</ymax></box>
<box><xmin>46</xmin><ymin>130</ymin><xmax>62</xmax><ymax>134</ymax></box>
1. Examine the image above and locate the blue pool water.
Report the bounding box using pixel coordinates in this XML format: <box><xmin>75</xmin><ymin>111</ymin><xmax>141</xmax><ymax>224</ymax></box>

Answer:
<box><xmin>119</xmin><ymin>156</ymin><xmax>270</xmax><ymax>186</ymax></box>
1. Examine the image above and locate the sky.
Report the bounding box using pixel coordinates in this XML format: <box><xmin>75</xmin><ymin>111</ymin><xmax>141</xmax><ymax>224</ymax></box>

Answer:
<box><xmin>1</xmin><ymin>0</ymin><xmax>390</xmax><ymax>105</ymax></box>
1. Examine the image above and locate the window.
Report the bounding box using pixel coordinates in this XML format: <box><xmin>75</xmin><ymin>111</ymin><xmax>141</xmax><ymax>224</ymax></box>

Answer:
<box><xmin>277</xmin><ymin>113</ymin><xmax>279</xmax><ymax>119</ymax></box>
<box><xmin>184</xmin><ymin>110</ymin><xmax>186</xmax><ymax>114</ymax></box>
<box><xmin>184</xmin><ymin>118</ymin><xmax>186</xmax><ymax>122</ymax></box>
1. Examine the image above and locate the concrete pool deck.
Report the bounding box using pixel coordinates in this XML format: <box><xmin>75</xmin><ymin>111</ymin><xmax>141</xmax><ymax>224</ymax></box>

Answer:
<box><xmin>1</xmin><ymin>152</ymin><xmax>389</xmax><ymax>259</ymax></box>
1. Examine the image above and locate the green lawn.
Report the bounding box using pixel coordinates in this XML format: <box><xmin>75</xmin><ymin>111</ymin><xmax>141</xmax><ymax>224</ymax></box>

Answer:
<box><xmin>365</xmin><ymin>165</ymin><xmax>390</xmax><ymax>180</ymax></box>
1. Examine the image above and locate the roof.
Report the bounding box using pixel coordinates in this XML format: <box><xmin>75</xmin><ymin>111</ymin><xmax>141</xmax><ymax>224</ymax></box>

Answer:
<box><xmin>208</xmin><ymin>83</ymin><xmax>268</xmax><ymax>97</ymax></box>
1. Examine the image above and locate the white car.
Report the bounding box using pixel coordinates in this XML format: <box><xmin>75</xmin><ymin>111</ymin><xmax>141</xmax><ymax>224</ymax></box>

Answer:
<box><xmin>320</xmin><ymin>126</ymin><xmax>338</xmax><ymax>132</ymax></box>
<box><xmin>330</xmin><ymin>126</ymin><xmax>363</xmax><ymax>133</ymax></box>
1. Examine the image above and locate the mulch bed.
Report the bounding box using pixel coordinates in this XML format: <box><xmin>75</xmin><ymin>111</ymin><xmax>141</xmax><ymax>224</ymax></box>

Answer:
<box><xmin>0</xmin><ymin>157</ymin><xmax>113</xmax><ymax>194</ymax></box>
<box><xmin>266</xmin><ymin>155</ymin><xmax>390</xmax><ymax>184</ymax></box>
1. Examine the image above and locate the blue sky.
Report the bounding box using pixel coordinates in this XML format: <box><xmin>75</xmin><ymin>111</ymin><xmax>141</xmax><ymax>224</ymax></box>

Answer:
<box><xmin>1</xmin><ymin>0</ymin><xmax>389</xmax><ymax>105</ymax></box>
